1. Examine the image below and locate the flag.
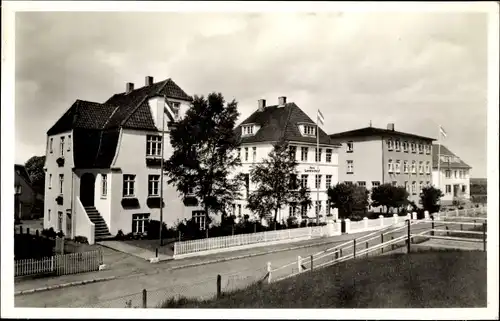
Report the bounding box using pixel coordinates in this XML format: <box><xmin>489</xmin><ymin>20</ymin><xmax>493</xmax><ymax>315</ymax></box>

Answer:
<box><xmin>439</xmin><ymin>126</ymin><xmax>447</xmax><ymax>138</ymax></box>
<box><xmin>317</xmin><ymin>109</ymin><xmax>325</xmax><ymax>126</ymax></box>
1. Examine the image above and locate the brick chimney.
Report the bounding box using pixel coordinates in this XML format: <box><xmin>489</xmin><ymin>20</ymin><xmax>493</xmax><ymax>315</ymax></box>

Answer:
<box><xmin>145</xmin><ymin>76</ymin><xmax>154</xmax><ymax>86</ymax></box>
<box><xmin>387</xmin><ymin>123</ymin><xmax>395</xmax><ymax>131</ymax></box>
<box><xmin>258</xmin><ymin>99</ymin><xmax>266</xmax><ymax>111</ymax></box>
<box><xmin>278</xmin><ymin>96</ymin><xmax>287</xmax><ymax>107</ymax></box>
<box><xmin>126</xmin><ymin>82</ymin><xmax>134</xmax><ymax>94</ymax></box>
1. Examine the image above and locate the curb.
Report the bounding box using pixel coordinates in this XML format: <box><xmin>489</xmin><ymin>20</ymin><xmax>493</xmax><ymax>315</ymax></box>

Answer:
<box><xmin>168</xmin><ymin>237</ymin><xmax>343</xmax><ymax>270</ymax></box>
<box><xmin>14</xmin><ymin>276</ymin><xmax>117</xmax><ymax>296</ymax></box>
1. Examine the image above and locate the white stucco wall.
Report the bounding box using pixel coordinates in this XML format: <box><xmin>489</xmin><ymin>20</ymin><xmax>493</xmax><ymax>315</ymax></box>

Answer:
<box><xmin>432</xmin><ymin>168</ymin><xmax>470</xmax><ymax>204</ymax></box>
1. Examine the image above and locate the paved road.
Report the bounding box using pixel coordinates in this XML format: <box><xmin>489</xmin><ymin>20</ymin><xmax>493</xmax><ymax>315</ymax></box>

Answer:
<box><xmin>15</xmin><ymin>217</ymin><xmax>483</xmax><ymax>308</ymax></box>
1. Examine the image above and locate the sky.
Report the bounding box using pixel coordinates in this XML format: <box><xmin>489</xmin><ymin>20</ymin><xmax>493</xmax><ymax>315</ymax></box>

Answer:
<box><xmin>14</xmin><ymin>10</ymin><xmax>489</xmax><ymax>177</ymax></box>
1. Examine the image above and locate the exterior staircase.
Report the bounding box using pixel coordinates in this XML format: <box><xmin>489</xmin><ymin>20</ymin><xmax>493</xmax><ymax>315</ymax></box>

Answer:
<box><xmin>84</xmin><ymin>206</ymin><xmax>112</xmax><ymax>240</ymax></box>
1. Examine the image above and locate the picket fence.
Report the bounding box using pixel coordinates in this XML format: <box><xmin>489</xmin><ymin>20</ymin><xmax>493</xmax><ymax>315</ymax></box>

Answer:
<box><xmin>173</xmin><ymin>225</ymin><xmax>327</xmax><ymax>257</ymax></box>
<box><xmin>15</xmin><ymin>249</ymin><xmax>103</xmax><ymax>277</ymax></box>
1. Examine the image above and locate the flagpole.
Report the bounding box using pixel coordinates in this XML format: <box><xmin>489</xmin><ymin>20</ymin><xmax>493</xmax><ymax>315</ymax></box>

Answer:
<box><xmin>437</xmin><ymin>125</ymin><xmax>441</xmax><ymax>192</ymax></box>
<box><xmin>316</xmin><ymin>111</ymin><xmax>320</xmax><ymax>225</ymax></box>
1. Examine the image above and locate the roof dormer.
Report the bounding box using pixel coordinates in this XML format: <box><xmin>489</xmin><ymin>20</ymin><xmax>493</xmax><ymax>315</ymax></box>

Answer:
<box><xmin>298</xmin><ymin>122</ymin><xmax>317</xmax><ymax>137</ymax></box>
<box><xmin>241</xmin><ymin>123</ymin><xmax>260</xmax><ymax>137</ymax></box>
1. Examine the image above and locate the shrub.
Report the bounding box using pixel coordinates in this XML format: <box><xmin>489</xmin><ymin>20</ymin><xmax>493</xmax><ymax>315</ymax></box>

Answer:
<box><xmin>300</xmin><ymin>220</ymin><xmax>307</xmax><ymax>228</ymax></box>
<box><xmin>286</xmin><ymin>216</ymin><xmax>299</xmax><ymax>228</ymax></box>
<box><xmin>126</xmin><ymin>232</ymin><xmax>134</xmax><ymax>240</ymax></box>
<box><xmin>146</xmin><ymin>220</ymin><xmax>168</xmax><ymax>240</ymax></box>
<box><xmin>14</xmin><ymin>233</ymin><xmax>55</xmax><ymax>260</ymax></box>
<box><xmin>74</xmin><ymin>236</ymin><xmax>88</xmax><ymax>244</ymax></box>
<box><xmin>350</xmin><ymin>215</ymin><xmax>363</xmax><ymax>222</ymax></box>
<box><xmin>115</xmin><ymin>230</ymin><xmax>125</xmax><ymax>240</ymax></box>
<box><xmin>41</xmin><ymin>227</ymin><xmax>57</xmax><ymax>239</ymax></box>
<box><xmin>56</xmin><ymin>231</ymin><xmax>65</xmax><ymax>238</ymax></box>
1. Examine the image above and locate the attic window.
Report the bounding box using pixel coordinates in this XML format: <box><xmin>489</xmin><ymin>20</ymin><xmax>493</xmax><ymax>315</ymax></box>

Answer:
<box><xmin>303</xmin><ymin>125</ymin><xmax>316</xmax><ymax>137</ymax></box>
<box><xmin>242</xmin><ymin>125</ymin><xmax>254</xmax><ymax>136</ymax></box>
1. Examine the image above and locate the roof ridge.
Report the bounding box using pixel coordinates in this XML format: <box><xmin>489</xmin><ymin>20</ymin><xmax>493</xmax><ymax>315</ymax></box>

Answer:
<box><xmin>119</xmin><ymin>95</ymin><xmax>150</xmax><ymax>127</ymax></box>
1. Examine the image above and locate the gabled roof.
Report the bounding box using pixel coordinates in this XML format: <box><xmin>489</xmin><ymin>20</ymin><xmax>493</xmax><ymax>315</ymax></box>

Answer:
<box><xmin>329</xmin><ymin>127</ymin><xmax>435</xmax><ymax>142</ymax></box>
<box><xmin>235</xmin><ymin>103</ymin><xmax>336</xmax><ymax>146</ymax></box>
<box><xmin>432</xmin><ymin>144</ymin><xmax>471</xmax><ymax>169</ymax></box>
<box><xmin>15</xmin><ymin>164</ymin><xmax>32</xmax><ymax>184</ymax></box>
<box><xmin>46</xmin><ymin>78</ymin><xmax>192</xmax><ymax>168</ymax></box>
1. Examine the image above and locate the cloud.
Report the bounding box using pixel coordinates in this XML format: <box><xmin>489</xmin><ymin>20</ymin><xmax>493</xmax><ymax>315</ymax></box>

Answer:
<box><xmin>14</xmin><ymin>11</ymin><xmax>488</xmax><ymax>176</ymax></box>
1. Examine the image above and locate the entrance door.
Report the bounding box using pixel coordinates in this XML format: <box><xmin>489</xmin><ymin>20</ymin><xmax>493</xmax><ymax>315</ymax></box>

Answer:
<box><xmin>80</xmin><ymin>173</ymin><xmax>95</xmax><ymax>206</ymax></box>
<box><xmin>453</xmin><ymin>184</ymin><xmax>459</xmax><ymax>197</ymax></box>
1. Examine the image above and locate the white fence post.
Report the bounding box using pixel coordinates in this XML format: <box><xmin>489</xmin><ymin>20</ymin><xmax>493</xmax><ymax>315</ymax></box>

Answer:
<box><xmin>267</xmin><ymin>262</ymin><xmax>272</xmax><ymax>284</ymax></box>
<box><xmin>412</xmin><ymin>212</ymin><xmax>417</xmax><ymax>220</ymax></box>
<box><xmin>379</xmin><ymin>215</ymin><xmax>384</xmax><ymax>227</ymax></box>
<box><xmin>298</xmin><ymin>256</ymin><xmax>302</xmax><ymax>273</ymax></box>
<box><xmin>345</xmin><ymin>219</ymin><xmax>351</xmax><ymax>234</ymax></box>
<box><xmin>363</xmin><ymin>217</ymin><xmax>369</xmax><ymax>229</ymax></box>
<box><xmin>393</xmin><ymin>214</ymin><xmax>398</xmax><ymax>224</ymax></box>
<box><xmin>424</xmin><ymin>211</ymin><xmax>430</xmax><ymax>219</ymax></box>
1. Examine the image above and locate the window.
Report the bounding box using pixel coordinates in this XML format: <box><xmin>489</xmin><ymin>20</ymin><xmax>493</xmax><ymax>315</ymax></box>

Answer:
<box><xmin>419</xmin><ymin>181</ymin><xmax>423</xmax><ymax>192</ymax></box>
<box><xmin>403</xmin><ymin>141</ymin><xmax>408</xmax><ymax>153</ymax></box>
<box><xmin>411</xmin><ymin>182</ymin><xmax>417</xmax><ymax>195</ymax></box>
<box><xmin>192</xmin><ymin>211</ymin><xmax>206</xmax><ymax>230</ymax></box>
<box><xmin>404</xmin><ymin>181</ymin><xmax>409</xmax><ymax>192</ymax></box>
<box><xmin>445</xmin><ymin>185</ymin><xmax>451</xmax><ymax>194</ymax></box>
<box><xmin>344</xmin><ymin>181</ymin><xmax>353</xmax><ymax>185</ymax></box>
<box><xmin>49</xmin><ymin>138</ymin><xmax>53</xmax><ymax>153</ymax></box>
<box><xmin>301</xmin><ymin>204</ymin><xmax>308</xmax><ymax>217</ymax></box>
<box><xmin>326</xmin><ymin>201</ymin><xmax>331</xmax><ymax>215</ymax></box>
<box><xmin>315</xmin><ymin>148</ymin><xmax>322</xmax><ymax>162</ymax></box>
<box><xmin>419</xmin><ymin>161</ymin><xmax>424</xmax><ymax>174</ymax></box>
<box><xmin>123</xmin><ymin>174</ymin><xmax>136</xmax><ymax>197</ymax></box>
<box><xmin>289</xmin><ymin>146</ymin><xmax>297</xmax><ymax>160</ymax></box>
<box><xmin>304</xmin><ymin>125</ymin><xmax>316</xmax><ymax>136</ymax></box>
<box><xmin>395</xmin><ymin>139</ymin><xmax>401</xmax><ymax>151</ymax></box>
<box><xmin>58</xmin><ymin>211</ymin><xmax>63</xmax><ymax>231</ymax></box>
<box><xmin>59</xmin><ymin>174</ymin><xmax>64</xmax><ymax>194</ymax></box>
<box><xmin>301</xmin><ymin>147</ymin><xmax>308</xmax><ymax>162</ymax></box>
<box><xmin>426</xmin><ymin>144</ymin><xmax>431</xmax><ymax>154</ymax></box>
<box><xmin>148</xmin><ymin>175</ymin><xmax>160</xmax><ymax>196</ymax></box>
<box><xmin>146</xmin><ymin>135</ymin><xmax>162</xmax><ymax>157</ymax></box>
<box><xmin>315</xmin><ymin>201</ymin><xmax>322</xmax><ymax>216</ymax></box>
<box><xmin>372</xmin><ymin>181</ymin><xmax>380</xmax><ymax>188</ymax></box>
<box><xmin>315</xmin><ymin>175</ymin><xmax>322</xmax><ymax>189</ymax></box>
<box><xmin>454</xmin><ymin>170</ymin><xmax>458</xmax><ymax>179</ymax></box>
<box><xmin>243</xmin><ymin>174</ymin><xmax>250</xmax><ymax>198</ymax></box>
<box><xmin>347</xmin><ymin>141</ymin><xmax>354</xmax><ymax>153</ymax></box>
<box><xmin>237</xmin><ymin>148</ymin><xmax>241</xmax><ymax>160</ymax></box>
<box><xmin>289</xmin><ymin>174</ymin><xmax>298</xmax><ymax>190</ymax></box>
<box><xmin>252</xmin><ymin>147</ymin><xmax>256</xmax><ymax>163</ymax></box>
<box><xmin>411</xmin><ymin>142</ymin><xmax>416</xmax><ymax>153</ymax></box>
<box><xmin>326</xmin><ymin>175</ymin><xmax>332</xmax><ymax>189</ymax></box>
<box><xmin>245</xmin><ymin>147</ymin><xmax>249</xmax><ymax>161</ymax></box>
<box><xmin>347</xmin><ymin>160</ymin><xmax>354</xmax><ymax>174</ymax></box>
<box><xmin>238</xmin><ymin>204</ymin><xmax>242</xmax><ymax>217</ymax></box>
<box><xmin>187</xmin><ymin>186</ymin><xmax>194</xmax><ymax>195</ymax></box>
<box><xmin>411</xmin><ymin>161</ymin><xmax>416</xmax><ymax>174</ymax></box>
<box><xmin>445</xmin><ymin>170</ymin><xmax>451</xmax><ymax>178</ymax></box>
<box><xmin>461</xmin><ymin>185</ymin><xmax>466</xmax><ymax>193</ymax></box>
<box><xmin>395</xmin><ymin>160</ymin><xmax>401</xmax><ymax>174</ymax></box>
<box><xmin>426</xmin><ymin>161</ymin><xmax>431</xmax><ymax>174</ymax></box>
<box><xmin>301</xmin><ymin>175</ymin><xmax>308</xmax><ymax>188</ymax></box>
<box><xmin>326</xmin><ymin>149</ymin><xmax>332</xmax><ymax>162</ymax></box>
<box><xmin>357</xmin><ymin>181</ymin><xmax>366</xmax><ymax>187</ymax></box>
<box><xmin>289</xmin><ymin>203</ymin><xmax>298</xmax><ymax>217</ymax></box>
<box><xmin>242</xmin><ymin>125</ymin><xmax>254</xmax><ymax>136</ymax></box>
<box><xmin>60</xmin><ymin>137</ymin><xmax>65</xmax><ymax>157</ymax></box>
<box><xmin>68</xmin><ymin>135</ymin><xmax>72</xmax><ymax>151</ymax></box>
<box><xmin>418</xmin><ymin>143</ymin><xmax>424</xmax><ymax>154</ymax></box>
<box><xmin>101</xmin><ymin>174</ymin><xmax>108</xmax><ymax>197</ymax></box>
<box><xmin>403</xmin><ymin>160</ymin><xmax>409</xmax><ymax>173</ymax></box>
<box><xmin>387</xmin><ymin>159</ymin><xmax>393</xmax><ymax>173</ymax></box>
<box><xmin>48</xmin><ymin>173</ymin><xmax>52</xmax><ymax>189</ymax></box>
<box><xmin>132</xmin><ymin>214</ymin><xmax>150</xmax><ymax>234</ymax></box>
<box><xmin>387</xmin><ymin>139</ymin><xmax>393</xmax><ymax>151</ymax></box>
<box><xmin>48</xmin><ymin>209</ymin><xmax>51</xmax><ymax>221</ymax></box>
<box><xmin>171</xmin><ymin>102</ymin><xmax>180</xmax><ymax>118</ymax></box>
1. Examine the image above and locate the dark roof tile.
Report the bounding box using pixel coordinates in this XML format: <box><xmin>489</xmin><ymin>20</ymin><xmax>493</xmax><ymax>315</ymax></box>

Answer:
<box><xmin>432</xmin><ymin>144</ymin><xmax>471</xmax><ymax>169</ymax></box>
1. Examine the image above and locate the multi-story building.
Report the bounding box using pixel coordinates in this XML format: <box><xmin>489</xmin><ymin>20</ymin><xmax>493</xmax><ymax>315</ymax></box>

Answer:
<box><xmin>233</xmin><ymin>97</ymin><xmax>341</xmax><ymax>222</ymax></box>
<box><xmin>15</xmin><ymin>164</ymin><xmax>43</xmax><ymax>220</ymax></box>
<box><xmin>44</xmin><ymin>76</ymin><xmax>202</xmax><ymax>243</ymax></box>
<box><xmin>431</xmin><ymin>144</ymin><xmax>471</xmax><ymax>205</ymax></box>
<box><xmin>329</xmin><ymin>123</ymin><xmax>435</xmax><ymax>204</ymax></box>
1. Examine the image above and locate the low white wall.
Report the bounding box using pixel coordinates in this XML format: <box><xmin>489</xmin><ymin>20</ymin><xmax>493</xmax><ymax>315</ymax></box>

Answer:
<box><xmin>74</xmin><ymin>196</ymin><xmax>95</xmax><ymax>245</ymax></box>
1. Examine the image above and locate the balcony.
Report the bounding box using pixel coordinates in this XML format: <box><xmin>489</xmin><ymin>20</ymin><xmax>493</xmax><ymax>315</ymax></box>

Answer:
<box><xmin>121</xmin><ymin>197</ymin><xmax>140</xmax><ymax>209</ymax></box>
<box><xmin>146</xmin><ymin>197</ymin><xmax>165</xmax><ymax>208</ymax></box>
<box><xmin>145</xmin><ymin>157</ymin><xmax>167</xmax><ymax>168</ymax></box>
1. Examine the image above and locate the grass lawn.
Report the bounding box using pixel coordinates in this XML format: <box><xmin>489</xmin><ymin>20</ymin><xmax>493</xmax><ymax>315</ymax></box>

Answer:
<box><xmin>161</xmin><ymin>250</ymin><xmax>486</xmax><ymax>308</ymax></box>
<box><xmin>123</xmin><ymin>238</ymin><xmax>177</xmax><ymax>256</ymax></box>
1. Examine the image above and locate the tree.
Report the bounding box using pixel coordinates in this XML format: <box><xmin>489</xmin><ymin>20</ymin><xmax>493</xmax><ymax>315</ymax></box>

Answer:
<box><xmin>371</xmin><ymin>183</ymin><xmax>409</xmax><ymax>214</ymax></box>
<box><xmin>246</xmin><ymin>141</ymin><xmax>309</xmax><ymax>229</ymax></box>
<box><xmin>420</xmin><ymin>186</ymin><xmax>444</xmax><ymax>213</ymax></box>
<box><xmin>327</xmin><ymin>183</ymin><xmax>369</xmax><ymax>219</ymax></box>
<box><xmin>24</xmin><ymin>156</ymin><xmax>46</xmax><ymax>194</ymax></box>
<box><xmin>165</xmin><ymin>93</ymin><xmax>241</xmax><ymax>238</ymax></box>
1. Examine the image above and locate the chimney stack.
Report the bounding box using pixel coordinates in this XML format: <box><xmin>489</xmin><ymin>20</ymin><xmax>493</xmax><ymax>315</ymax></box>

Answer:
<box><xmin>258</xmin><ymin>99</ymin><xmax>266</xmax><ymax>111</ymax></box>
<box><xmin>126</xmin><ymin>82</ymin><xmax>134</xmax><ymax>94</ymax></box>
<box><xmin>278</xmin><ymin>96</ymin><xmax>287</xmax><ymax>107</ymax></box>
<box><xmin>387</xmin><ymin>123</ymin><xmax>395</xmax><ymax>131</ymax></box>
<box><xmin>145</xmin><ymin>76</ymin><xmax>154</xmax><ymax>86</ymax></box>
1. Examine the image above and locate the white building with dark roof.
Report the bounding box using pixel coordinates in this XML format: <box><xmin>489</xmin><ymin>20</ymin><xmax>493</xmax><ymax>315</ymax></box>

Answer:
<box><xmin>233</xmin><ymin>97</ymin><xmax>341</xmax><ymax>223</ymax></box>
<box><xmin>44</xmin><ymin>76</ymin><xmax>202</xmax><ymax>244</ymax></box>
<box><xmin>431</xmin><ymin>144</ymin><xmax>472</xmax><ymax>205</ymax></box>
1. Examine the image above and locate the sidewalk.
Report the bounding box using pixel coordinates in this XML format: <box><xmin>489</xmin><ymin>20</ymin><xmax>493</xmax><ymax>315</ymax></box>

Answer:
<box><xmin>97</xmin><ymin>240</ymin><xmax>172</xmax><ymax>261</ymax></box>
<box><xmin>15</xmin><ymin>232</ymin><xmax>371</xmax><ymax>294</ymax></box>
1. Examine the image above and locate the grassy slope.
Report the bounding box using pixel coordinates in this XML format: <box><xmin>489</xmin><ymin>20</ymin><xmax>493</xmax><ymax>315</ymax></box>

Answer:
<box><xmin>162</xmin><ymin>250</ymin><xmax>486</xmax><ymax>308</ymax></box>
